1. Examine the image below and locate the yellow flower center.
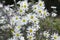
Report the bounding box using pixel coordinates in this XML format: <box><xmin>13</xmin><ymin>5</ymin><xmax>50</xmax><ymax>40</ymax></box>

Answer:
<box><xmin>38</xmin><ymin>10</ymin><xmax>42</xmax><ymax>13</ymax></box>
<box><xmin>44</xmin><ymin>11</ymin><xmax>46</xmax><ymax>15</ymax></box>
<box><xmin>16</xmin><ymin>33</ymin><xmax>20</xmax><ymax>36</ymax></box>
<box><xmin>30</xmin><ymin>16</ymin><xmax>34</xmax><ymax>19</ymax></box>
<box><xmin>34</xmin><ymin>7</ymin><xmax>36</xmax><ymax>9</ymax></box>
<box><xmin>24</xmin><ymin>4</ymin><xmax>26</xmax><ymax>8</ymax></box>
<box><xmin>17</xmin><ymin>26</ymin><xmax>21</xmax><ymax>29</ymax></box>
<box><xmin>54</xmin><ymin>36</ymin><xmax>57</xmax><ymax>39</ymax></box>
<box><xmin>16</xmin><ymin>17</ymin><xmax>18</xmax><ymax>20</ymax></box>
<box><xmin>39</xmin><ymin>3</ymin><xmax>42</xmax><ymax>6</ymax></box>
<box><xmin>20</xmin><ymin>9</ymin><xmax>23</xmax><ymax>12</ymax></box>
<box><xmin>34</xmin><ymin>20</ymin><xmax>37</xmax><ymax>22</ymax></box>
<box><xmin>22</xmin><ymin>19</ymin><xmax>26</xmax><ymax>22</ymax></box>
<box><xmin>30</xmin><ymin>29</ymin><xmax>33</xmax><ymax>33</ymax></box>
<box><xmin>29</xmin><ymin>36</ymin><xmax>32</xmax><ymax>39</ymax></box>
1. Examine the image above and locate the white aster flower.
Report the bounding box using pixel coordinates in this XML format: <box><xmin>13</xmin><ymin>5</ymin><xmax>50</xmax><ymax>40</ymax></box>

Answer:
<box><xmin>27</xmin><ymin>34</ymin><xmax>35</xmax><ymax>40</ymax></box>
<box><xmin>43</xmin><ymin>31</ymin><xmax>50</xmax><ymax>38</ymax></box>
<box><xmin>20</xmin><ymin>17</ymin><xmax>28</xmax><ymax>25</ymax></box>
<box><xmin>51</xmin><ymin>33</ymin><xmax>59</xmax><ymax>40</ymax></box>
<box><xmin>20</xmin><ymin>0</ymin><xmax>29</xmax><ymax>11</ymax></box>
<box><xmin>36</xmin><ymin>9</ymin><xmax>46</xmax><ymax>18</ymax></box>
<box><xmin>37</xmin><ymin>9</ymin><xmax>44</xmax><ymax>14</ymax></box>
<box><xmin>32</xmin><ymin>5</ymin><xmax>38</xmax><ymax>12</ymax></box>
<box><xmin>13</xmin><ymin>32</ymin><xmax>23</xmax><ymax>37</ymax></box>
<box><xmin>38</xmin><ymin>9</ymin><xmax>50</xmax><ymax>18</ymax></box>
<box><xmin>27</xmin><ymin>13</ymin><xmax>37</xmax><ymax>22</ymax></box>
<box><xmin>38</xmin><ymin>0</ymin><xmax>45</xmax><ymax>9</ymax></box>
<box><xmin>18</xmin><ymin>8</ymin><xmax>25</xmax><ymax>15</ymax></box>
<box><xmin>27</xmin><ymin>26</ymin><xmax>36</xmax><ymax>34</ymax></box>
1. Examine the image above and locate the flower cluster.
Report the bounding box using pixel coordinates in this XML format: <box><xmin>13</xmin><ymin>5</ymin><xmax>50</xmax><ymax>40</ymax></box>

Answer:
<box><xmin>8</xmin><ymin>0</ymin><xmax>41</xmax><ymax>40</ymax></box>
<box><xmin>32</xmin><ymin>0</ymin><xmax>49</xmax><ymax>18</ymax></box>
<box><xmin>0</xmin><ymin>0</ymin><xmax>59</xmax><ymax>40</ymax></box>
<box><xmin>43</xmin><ymin>31</ymin><xmax>60</xmax><ymax>40</ymax></box>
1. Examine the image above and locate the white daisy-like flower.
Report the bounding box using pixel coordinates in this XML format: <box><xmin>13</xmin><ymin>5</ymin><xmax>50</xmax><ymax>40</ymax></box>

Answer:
<box><xmin>15</xmin><ymin>33</ymin><xmax>22</xmax><ymax>37</ymax></box>
<box><xmin>27</xmin><ymin>34</ymin><xmax>35</xmax><ymax>40</ymax></box>
<box><xmin>38</xmin><ymin>0</ymin><xmax>45</xmax><ymax>9</ymax></box>
<box><xmin>32</xmin><ymin>5</ymin><xmax>38</xmax><ymax>12</ymax></box>
<box><xmin>20</xmin><ymin>0</ymin><xmax>29</xmax><ymax>11</ymax></box>
<box><xmin>37</xmin><ymin>9</ymin><xmax>44</xmax><ymax>14</ymax></box>
<box><xmin>13</xmin><ymin>32</ymin><xmax>23</xmax><ymax>37</ymax></box>
<box><xmin>43</xmin><ymin>31</ymin><xmax>50</xmax><ymax>38</ymax></box>
<box><xmin>20</xmin><ymin>16</ymin><xmax>28</xmax><ymax>25</ymax></box>
<box><xmin>18</xmin><ymin>7</ymin><xmax>25</xmax><ymax>15</ymax></box>
<box><xmin>27</xmin><ymin>13</ymin><xmax>37</xmax><ymax>22</ymax></box>
<box><xmin>38</xmin><ymin>9</ymin><xmax>50</xmax><ymax>18</ymax></box>
<box><xmin>51</xmin><ymin>33</ymin><xmax>59</xmax><ymax>40</ymax></box>
<box><xmin>36</xmin><ymin>9</ymin><xmax>46</xmax><ymax>18</ymax></box>
<box><xmin>27</xmin><ymin>26</ymin><xmax>36</xmax><ymax>34</ymax></box>
<box><xmin>27</xmin><ymin>13</ymin><xmax>39</xmax><ymax>24</ymax></box>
